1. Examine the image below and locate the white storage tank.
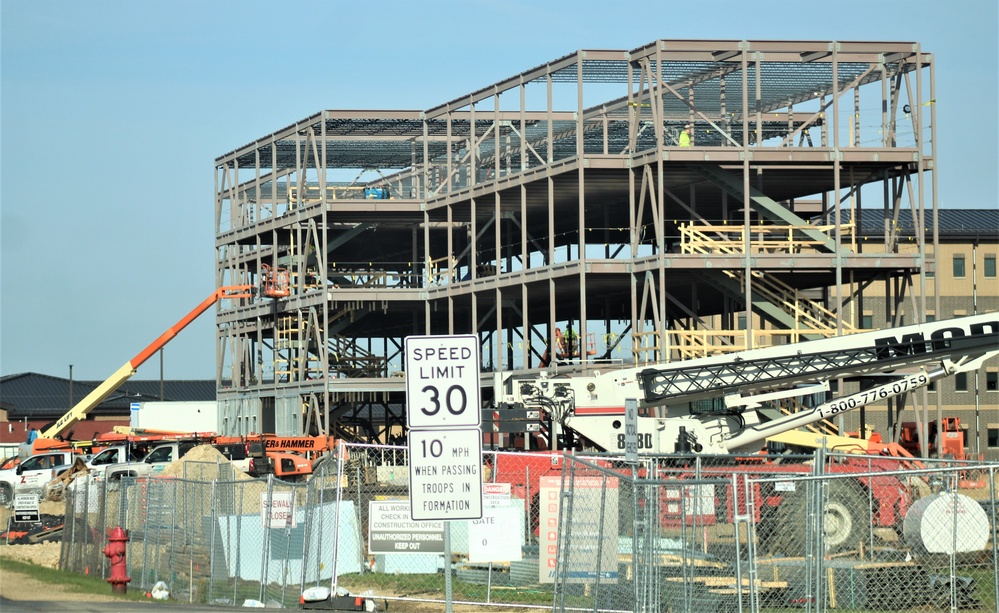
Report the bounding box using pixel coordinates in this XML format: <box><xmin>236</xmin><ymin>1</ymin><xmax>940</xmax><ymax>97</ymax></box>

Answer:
<box><xmin>903</xmin><ymin>492</ymin><xmax>989</xmax><ymax>555</ymax></box>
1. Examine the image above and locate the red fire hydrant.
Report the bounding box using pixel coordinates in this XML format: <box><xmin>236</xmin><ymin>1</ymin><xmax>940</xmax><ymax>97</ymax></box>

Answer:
<box><xmin>102</xmin><ymin>526</ymin><xmax>131</xmax><ymax>594</ymax></box>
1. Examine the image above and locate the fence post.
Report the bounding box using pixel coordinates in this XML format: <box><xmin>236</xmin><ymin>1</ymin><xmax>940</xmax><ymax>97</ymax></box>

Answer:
<box><xmin>352</xmin><ymin>451</ymin><xmax>364</xmax><ymax>577</ymax></box>
<box><xmin>732</xmin><ymin>473</ymin><xmax>746</xmax><ymax>613</ymax></box>
<box><xmin>260</xmin><ymin>474</ymin><xmax>274</xmax><ymax>603</ymax></box>
<box><xmin>811</xmin><ymin>447</ymin><xmax>827</xmax><ymax>613</ymax></box>
<box><xmin>552</xmin><ymin>454</ymin><xmax>572</xmax><ymax>613</ymax></box>
<box><xmin>280</xmin><ymin>486</ymin><xmax>294</xmax><ymax>606</ymax></box>
<box><xmin>631</xmin><ymin>462</ymin><xmax>640</xmax><ymax>613</ymax></box>
<box><xmin>233</xmin><ymin>480</ymin><xmax>245</xmax><ymax>605</ymax></box>
<box><xmin>992</xmin><ymin>465</ymin><xmax>998</xmax><ymax>609</ymax></box>
<box><xmin>208</xmin><ymin>479</ymin><xmax>218</xmax><ymax>605</ymax></box>
<box><xmin>331</xmin><ymin>441</ymin><xmax>346</xmax><ymax>597</ymax></box>
<box><xmin>590</xmin><ymin>470</ymin><xmax>609</xmax><ymax>612</ymax></box>
<box><xmin>949</xmin><ymin>485</ymin><xmax>960</xmax><ymax>612</ymax></box>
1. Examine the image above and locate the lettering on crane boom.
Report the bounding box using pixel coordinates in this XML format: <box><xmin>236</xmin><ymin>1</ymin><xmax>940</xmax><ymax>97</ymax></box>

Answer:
<box><xmin>874</xmin><ymin>320</ymin><xmax>998</xmax><ymax>360</ymax></box>
<box><xmin>263</xmin><ymin>438</ymin><xmax>319</xmax><ymax>450</ymax></box>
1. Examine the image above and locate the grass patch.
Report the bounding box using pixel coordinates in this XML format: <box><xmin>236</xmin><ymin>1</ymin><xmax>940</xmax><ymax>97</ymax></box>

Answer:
<box><xmin>0</xmin><ymin>556</ymin><xmax>153</xmax><ymax>602</ymax></box>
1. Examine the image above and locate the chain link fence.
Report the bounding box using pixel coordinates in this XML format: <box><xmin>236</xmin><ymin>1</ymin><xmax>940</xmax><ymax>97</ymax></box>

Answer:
<box><xmin>59</xmin><ymin>444</ymin><xmax>998</xmax><ymax>612</ymax></box>
<box><xmin>553</xmin><ymin>451</ymin><xmax>999</xmax><ymax>613</ymax></box>
<box><xmin>60</xmin><ymin>458</ymin><xmax>354</xmax><ymax>607</ymax></box>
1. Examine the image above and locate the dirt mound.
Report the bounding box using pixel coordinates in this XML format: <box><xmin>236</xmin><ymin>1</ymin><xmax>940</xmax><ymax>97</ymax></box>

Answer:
<box><xmin>0</xmin><ymin>541</ymin><xmax>61</xmax><ymax>568</ymax></box>
<box><xmin>158</xmin><ymin>444</ymin><xmax>254</xmax><ymax>480</ymax></box>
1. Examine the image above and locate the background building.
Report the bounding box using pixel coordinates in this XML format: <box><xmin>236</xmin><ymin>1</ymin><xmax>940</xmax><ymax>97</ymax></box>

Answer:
<box><xmin>0</xmin><ymin>373</ymin><xmax>215</xmax><ymax>446</ymax></box>
<box><xmin>838</xmin><ymin>209</ymin><xmax>999</xmax><ymax>459</ymax></box>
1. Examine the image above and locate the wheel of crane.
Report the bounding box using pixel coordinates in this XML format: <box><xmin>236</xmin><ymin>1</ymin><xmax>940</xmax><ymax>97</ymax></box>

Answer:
<box><xmin>821</xmin><ymin>481</ymin><xmax>865</xmax><ymax>551</ymax></box>
<box><xmin>770</xmin><ymin>479</ymin><xmax>871</xmax><ymax>556</ymax></box>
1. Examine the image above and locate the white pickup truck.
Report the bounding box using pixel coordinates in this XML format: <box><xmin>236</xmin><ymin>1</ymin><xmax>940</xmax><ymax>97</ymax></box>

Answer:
<box><xmin>85</xmin><ymin>443</ymin><xmax>148</xmax><ymax>480</ymax></box>
<box><xmin>0</xmin><ymin>450</ymin><xmax>76</xmax><ymax>505</ymax></box>
<box><xmin>104</xmin><ymin>440</ymin><xmax>249</xmax><ymax>486</ymax></box>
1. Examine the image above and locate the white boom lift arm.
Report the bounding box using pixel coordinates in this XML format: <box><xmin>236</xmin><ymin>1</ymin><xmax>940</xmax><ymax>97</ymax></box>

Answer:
<box><xmin>501</xmin><ymin>312</ymin><xmax>998</xmax><ymax>455</ymax></box>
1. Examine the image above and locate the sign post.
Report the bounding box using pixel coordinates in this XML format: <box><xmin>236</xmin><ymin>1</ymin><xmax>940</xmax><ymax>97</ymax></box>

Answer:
<box><xmin>405</xmin><ymin>334</ymin><xmax>483</xmax><ymax>613</ymax></box>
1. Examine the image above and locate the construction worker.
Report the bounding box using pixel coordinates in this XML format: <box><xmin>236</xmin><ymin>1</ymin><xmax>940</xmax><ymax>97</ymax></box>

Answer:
<box><xmin>565</xmin><ymin>325</ymin><xmax>578</xmax><ymax>356</ymax></box>
<box><xmin>679</xmin><ymin>123</ymin><xmax>694</xmax><ymax>147</ymax></box>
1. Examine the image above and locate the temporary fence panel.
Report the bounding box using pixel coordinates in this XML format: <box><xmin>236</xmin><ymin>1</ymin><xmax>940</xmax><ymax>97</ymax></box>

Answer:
<box><xmin>58</xmin><ymin>444</ymin><xmax>998</xmax><ymax>612</ymax></box>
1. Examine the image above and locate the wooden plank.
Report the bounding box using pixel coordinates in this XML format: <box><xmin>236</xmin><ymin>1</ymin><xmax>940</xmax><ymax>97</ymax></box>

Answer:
<box><xmin>827</xmin><ymin>566</ymin><xmax>837</xmax><ymax>609</ymax></box>
<box><xmin>666</xmin><ymin>576</ymin><xmax>788</xmax><ymax>589</ymax></box>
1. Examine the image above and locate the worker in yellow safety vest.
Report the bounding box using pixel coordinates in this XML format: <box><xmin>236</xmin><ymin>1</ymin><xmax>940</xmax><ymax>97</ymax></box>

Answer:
<box><xmin>679</xmin><ymin>123</ymin><xmax>694</xmax><ymax>147</ymax></box>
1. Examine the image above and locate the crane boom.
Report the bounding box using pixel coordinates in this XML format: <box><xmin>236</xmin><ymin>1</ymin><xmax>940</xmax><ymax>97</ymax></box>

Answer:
<box><xmin>502</xmin><ymin>311</ymin><xmax>998</xmax><ymax>455</ymax></box>
<box><xmin>38</xmin><ymin>286</ymin><xmax>254</xmax><ymax>442</ymax></box>
<box><xmin>719</xmin><ymin>352</ymin><xmax>995</xmax><ymax>453</ymax></box>
<box><xmin>640</xmin><ymin>312</ymin><xmax>998</xmax><ymax>405</ymax></box>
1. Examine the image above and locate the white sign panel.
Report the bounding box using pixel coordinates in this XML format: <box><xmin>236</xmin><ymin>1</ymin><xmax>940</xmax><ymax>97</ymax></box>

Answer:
<box><xmin>482</xmin><ymin>482</ymin><xmax>511</xmax><ymax>503</ymax></box>
<box><xmin>13</xmin><ymin>494</ymin><xmax>40</xmax><ymax>523</ymax></box>
<box><xmin>624</xmin><ymin>398</ymin><xmax>638</xmax><ymax>464</ymax></box>
<box><xmin>539</xmin><ymin>475</ymin><xmax>618</xmax><ymax>584</ymax></box>
<box><xmin>405</xmin><ymin>335</ymin><xmax>481</xmax><ymax>429</ymax></box>
<box><xmin>368</xmin><ymin>500</ymin><xmax>445</xmax><ymax>554</ymax></box>
<box><xmin>468</xmin><ymin>484</ymin><xmax>522</xmax><ymax>563</ymax></box>
<box><xmin>408</xmin><ymin>428</ymin><xmax>483</xmax><ymax>521</ymax></box>
<box><xmin>261</xmin><ymin>491</ymin><xmax>296</xmax><ymax>529</ymax></box>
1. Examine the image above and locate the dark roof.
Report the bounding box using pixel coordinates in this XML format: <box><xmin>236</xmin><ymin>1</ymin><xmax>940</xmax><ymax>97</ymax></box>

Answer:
<box><xmin>0</xmin><ymin>419</ymin><xmax>131</xmax><ymax>445</ymax></box>
<box><xmin>0</xmin><ymin>373</ymin><xmax>216</xmax><ymax>419</ymax></box>
<box><xmin>845</xmin><ymin>208</ymin><xmax>999</xmax><ymax>239</ymax></box>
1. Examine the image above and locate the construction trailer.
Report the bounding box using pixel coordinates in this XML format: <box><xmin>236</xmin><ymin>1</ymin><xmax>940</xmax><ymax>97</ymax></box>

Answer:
<box><xmin>129</xmin><ymin>401</ymin><xmax>218</xmax><ymax>433</ymax></box>
<box><xmin>211</xmin><ymin>39</ymin><xmax>997</xmax><ymax>457</ymax></box>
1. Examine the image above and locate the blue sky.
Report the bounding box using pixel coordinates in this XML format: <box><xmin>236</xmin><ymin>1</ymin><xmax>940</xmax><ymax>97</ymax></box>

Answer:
<box><xmin>2</xmin><ymin>0</ymin><xmax>997</xmax><ymax>381</ymax></box>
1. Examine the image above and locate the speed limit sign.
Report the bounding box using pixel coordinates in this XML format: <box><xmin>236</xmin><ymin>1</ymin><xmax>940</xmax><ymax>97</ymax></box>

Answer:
<box><xmin>405</xmin><ymin>335</ymin><xmax>481</xmax><ymax>429</ymax></box>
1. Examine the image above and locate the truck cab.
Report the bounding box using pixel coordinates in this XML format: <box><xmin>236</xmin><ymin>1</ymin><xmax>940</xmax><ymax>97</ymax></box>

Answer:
<box><xmin>0</xmin><ymin>451</ymin><xmax>75</xmax><ymax>505</ymax></box>
<box><xmin>104</xmin><ymin>442</ymin><xmax>190</xmax><ymax>485</ymax></box>
<box><xmin>85</xmin><ymin>444</ymin><xmax>149</xmax><ymax>481</ymax></box>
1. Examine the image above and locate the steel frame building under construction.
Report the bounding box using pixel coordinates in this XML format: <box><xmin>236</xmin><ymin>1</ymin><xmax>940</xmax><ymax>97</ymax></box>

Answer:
<box><xmin>212</xmin><ymin>39</ymin><xmax>939</xmax><ymax>443</ymax></box>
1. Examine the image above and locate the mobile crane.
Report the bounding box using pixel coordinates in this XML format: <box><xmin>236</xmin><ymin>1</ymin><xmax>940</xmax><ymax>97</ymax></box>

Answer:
<box><xmin>492</xmin><ymin>312</ymin><xmax>998</xmax><ymax>553</ymax></box>
<box><xmin>26</xmin><ymin>286</ymin><xmax>255</xmax><ymax>456</ymax></box>
<box><xmin>501</xmin><ymin>312</ymin><xmax>997</xmax><ymax>456</ymax></box>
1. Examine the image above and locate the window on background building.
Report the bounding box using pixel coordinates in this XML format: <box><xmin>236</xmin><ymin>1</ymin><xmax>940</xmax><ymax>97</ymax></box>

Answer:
<box><xmin>927</xmin><ymin>379</ymin><xmax>936</xmax><ymax>392</ymax></box>
<box><xmin>953</xmin><ymin>254</ymin><xmax>966</xmax><ymax>277</ymax></box>
<box><xmin>989</xmin><ymin>426</ymin><xmax>999</xmax><ymax>448</ymax></box>
<box><xmin>988</xmin><ymin>371</ymin><xmax>998</xmax><ymax>391</ymax></box>
<box><xmin>955</xmin><ymin>372</ymin><xmax>968</xmax><ymax>392</ymax></box>
<box><xmin>737</xmin><ymin>315</ymin><xmax>746</xmax><ymax>330</ymax></box>
<box><xmin>925</xmin><ymin>314</ymin><xmax>935</xmax><ymax>323</ymax></box>
<box><xmin>961</xmin><ymin>427</ymin><xmax>970</xmax><ymax>449</ymax></box>
<box><xmin>986</xmin><ymin>254</ymin><xmax>997</xmax><ymax>278</ymax></box>
<box><xmin>862</xmin><ymin>314</ymin><xmax>873</xmax><ymax>329</ymax></box>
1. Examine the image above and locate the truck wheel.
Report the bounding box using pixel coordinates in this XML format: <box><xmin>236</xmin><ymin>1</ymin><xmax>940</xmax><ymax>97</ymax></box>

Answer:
<box><xmin>821</xmin><ymin>481</ymin><xmax>869</xmax><ymax>552</ymax></box>
<box><xmin>770</xmin><ymin>480</ymin><xmax>870</xmax><ymax>555</ymax></box>
<box><xmin>0</xmin><ymin>483</ymin><xmax>12</xmax><ymax>506</ymax></box>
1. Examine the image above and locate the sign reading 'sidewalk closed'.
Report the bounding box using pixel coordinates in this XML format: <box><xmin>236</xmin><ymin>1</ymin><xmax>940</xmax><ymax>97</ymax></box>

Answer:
<box><xmin>368</xmin><ymin>500</ymin><xmax>445</xmax><ymax>554</ymax></box>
